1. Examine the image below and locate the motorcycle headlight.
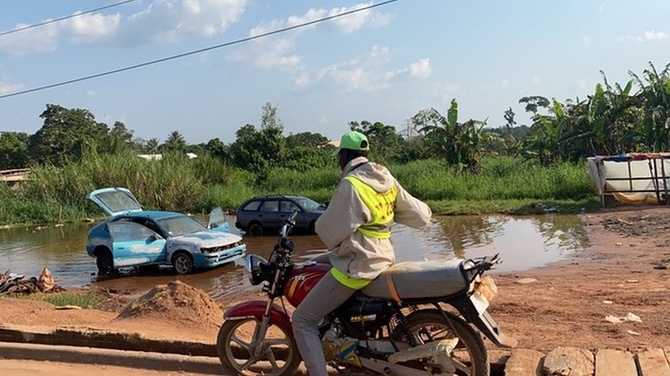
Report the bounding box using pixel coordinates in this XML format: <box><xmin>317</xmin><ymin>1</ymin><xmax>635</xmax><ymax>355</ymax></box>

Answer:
<box><xmin>245</xmin><ymin>254</ymin><xmax>272</xmax><ymax>285</ymax></box>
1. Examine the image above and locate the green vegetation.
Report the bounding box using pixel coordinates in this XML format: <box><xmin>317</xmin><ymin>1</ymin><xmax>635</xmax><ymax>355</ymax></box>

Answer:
<box><xmin>0</xmin><ymin>155</ymin><xmax>598</xmax><ymax>225</ymax></box>
<box><xmin>8</xmin><ymin>291</ymin><xmax>102</xmax><ymax>309</ymax></box>
<box><xmin>2</xmin><ymin>62</ymin><xmax>670</xmax><ymax>225</ymax></box>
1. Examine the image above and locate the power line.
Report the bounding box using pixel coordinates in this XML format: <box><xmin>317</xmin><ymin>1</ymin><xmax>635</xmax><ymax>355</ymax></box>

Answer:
<box><xmin>0</xmin><ymin>0</ymin><xmax>137</xmax><ymax>38</ymax></box>
<box><xmin>0</xmin><ymin>0</ymin><xmax>398</xmax><ymax>100</ymax></box>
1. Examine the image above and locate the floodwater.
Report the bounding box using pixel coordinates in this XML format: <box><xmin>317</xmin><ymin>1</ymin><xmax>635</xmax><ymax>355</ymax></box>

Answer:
<box><xmin>0</xmin><ymin>214</ymin><xmax>589</xmax><ymax>303</ymax></box>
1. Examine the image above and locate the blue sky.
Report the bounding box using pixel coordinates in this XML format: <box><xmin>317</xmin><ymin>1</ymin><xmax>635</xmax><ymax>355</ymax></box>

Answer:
<box><xmin>0</xmin><ymin>0</ymin><xmax>669</xmax><ymax>145</ymax></box>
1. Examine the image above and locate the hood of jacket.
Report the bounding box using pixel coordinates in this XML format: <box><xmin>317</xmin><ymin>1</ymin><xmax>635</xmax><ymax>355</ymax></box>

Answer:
<box><xmin>341</xmin><ymin>157</ymin><xmax>395</xmax><ymax>193</ymax></box>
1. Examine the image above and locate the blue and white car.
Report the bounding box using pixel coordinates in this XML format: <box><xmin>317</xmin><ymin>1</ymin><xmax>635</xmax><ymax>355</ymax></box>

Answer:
<box><xmin>86</xmin><ymin>187</ymin><xmax>246</xmax><ymax>275</ymax></box>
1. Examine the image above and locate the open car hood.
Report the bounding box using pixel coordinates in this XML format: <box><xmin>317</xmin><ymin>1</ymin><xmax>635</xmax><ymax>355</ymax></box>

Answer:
<box><xmin>87</xmin><ymin>187</ymin><xmax>142</xmax><ymax>217</ymax></box>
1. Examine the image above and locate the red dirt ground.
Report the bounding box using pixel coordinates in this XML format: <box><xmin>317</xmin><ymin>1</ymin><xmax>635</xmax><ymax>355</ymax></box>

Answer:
<box><xmin>2</xmin><ymin>206</ymin><xmax>669</xmax><ymax>356</ymax></box>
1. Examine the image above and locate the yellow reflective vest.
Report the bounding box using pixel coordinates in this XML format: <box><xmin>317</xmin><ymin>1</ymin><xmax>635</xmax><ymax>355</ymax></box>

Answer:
<box><xmin>343</xmin><ymin>175</ymin><xmax>398</xmax><ymax>239</ymax></box>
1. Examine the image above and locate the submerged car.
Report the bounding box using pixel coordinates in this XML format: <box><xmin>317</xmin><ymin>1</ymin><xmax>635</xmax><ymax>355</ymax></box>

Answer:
<box><xmin>86</xmin><ymin>187</ymin><xmax>246</xmax><ymax>275</ymax></box>
<box><xmin>235</xmin><ymin>195</ymin><xmax>326</xmax><ymax>236</ymax></box>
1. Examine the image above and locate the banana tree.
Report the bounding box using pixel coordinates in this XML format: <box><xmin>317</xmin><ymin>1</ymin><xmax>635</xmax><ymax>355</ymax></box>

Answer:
<box><xmin>630</xmin><ymin>62</ymin><xmax>670</xmax><ymax>151</ymax></box>
<box><xmin>574</xmin><ymin>78</ymin><xmax>642</xmax><ymax>156</ymax></box>
<box><xmin>413</xmin><ymin>99</ymin><xmax>488</xmax><ymax>173</ymax></box>
<box><xmin>519</xmin><ymin>99</ymin><xmax>571</xmax><ymax>166</ymax></box>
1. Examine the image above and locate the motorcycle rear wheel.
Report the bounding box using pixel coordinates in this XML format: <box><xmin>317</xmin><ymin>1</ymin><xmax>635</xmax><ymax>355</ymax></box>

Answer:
<box><xmin>393</xmin><ymin>309</ymin><xmax>489</xmax><ymax>376</ymax></box>
<box><xmin>217</xmin><ymin>318</ymin><xmax>302</xmax><ymax>376</ymax></box>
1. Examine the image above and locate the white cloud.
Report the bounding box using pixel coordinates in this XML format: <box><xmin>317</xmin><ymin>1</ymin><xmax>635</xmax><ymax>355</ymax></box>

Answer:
<box><xmin>328</xmin><ymin>2</ymin><xmax>391</xmax><ymax>33</ymax></box>
<box><xmin>617</xmin><ymin>30</ymin><xmax>668</xmax><ymax>43</ymax></box>
<box><xmin>0</xmin><ymin>80</ymin><xmax>23</xmax><ymax>95</ymax></box>
<box><xmin>86</xmin><ymin>90</ymin><xmax>95</xmax><ymax>96</ymax></box>
<box><xmin>122</xmin><ymin>0</ymin><xmax>249</xmax><ymax>44</ymax></box>
<box><xmin>369</xmin><ymin>45</ymin><xmax>390</xmax><ymax>60</ymax></box>
<box><xmin>294</xmin><ymin>72</ymin><xmax>311</xmax><ymax>88</ymax></box>
<box><xmin>234</xmin><ymin>4</ymin><xmax>391</xmax><ymax>77</ymax></box>
<box><xmin>65</xmin><ymin>12</ymin><xmax>121</xmax><ymax>43</ymax></box>
<box><xmin>533</xmin><ymin>76</ymin><xmax>540</xmax><ymax>84</ymax></box>
<box><xmin>317</xmin><ymin>63</ymin><xmax>369</xmax><ymax>91</ymax></box>
<box><xmin>227</xmin><ymin>36</ymin><xmax>302</xmax><ymax>72</ymax></box>
<box><xmin>409</xmin><ymin>58</ymin><xmax>431</xmax><ymax>79</ymax></box>
<box><xmin>251</xmin><ymin>2</ymin><xmax>390</xmax><ymax>37</ymax></box>
<box><xmin>255</xmin><ymin>38</ymin><xmax>301</xmax><ymax>71</ymax></box>
<box><xmin>582</xmin><ymin>36</ymin><xmax>591</xmax><ymax>45</ymax></box>
<box><xmin>435</xmin><ymin>84</ymin><xmax>462</xmax><ymax>103</ymax></box>
<box><xmin>643</xmin><ymin>30</ymin><xmax>668</xmax><ymax>40</ymax></box>
<box><xmin>0</xmin><ymin>23</ymin><xmax>61</xmax><ymax>56</ymax></box>
<box><xmin>0</xmin><ymin>0</ymin><xmax>250</xmax><ymax>55</ymax></box>
<box><xmin>501</xmin><ymin>78</ymin><xmax>510</xmax><ymax>88</ymax></box>
<box><xmin>313</xmin><ymin>57</ymin><xmax>432</xmax><ymax>92</ymax></box>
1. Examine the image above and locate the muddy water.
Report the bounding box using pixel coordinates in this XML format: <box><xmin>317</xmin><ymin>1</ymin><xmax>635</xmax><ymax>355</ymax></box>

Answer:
<box><xmin>0</xmin><ymin>214</ymin><xmax>588</xmax><ymax>303</ymax></box>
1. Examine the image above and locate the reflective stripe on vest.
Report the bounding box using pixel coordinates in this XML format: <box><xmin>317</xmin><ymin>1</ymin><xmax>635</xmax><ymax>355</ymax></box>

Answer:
<box><xmin>343</xmin><ymin>176</ymin><xmax>397</xmax><ymax>239</ymax></box>
<box><xmin>330</xmin><ymin>267</ymin><xmax>372</xmax><ymax>289</ymax></box>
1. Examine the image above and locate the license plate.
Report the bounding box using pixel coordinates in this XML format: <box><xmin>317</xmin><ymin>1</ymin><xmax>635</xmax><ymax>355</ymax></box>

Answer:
<box><xmin>470</xmin><ymin>291</ymin><xmax>490</xmax><ymax>314</ymax></box>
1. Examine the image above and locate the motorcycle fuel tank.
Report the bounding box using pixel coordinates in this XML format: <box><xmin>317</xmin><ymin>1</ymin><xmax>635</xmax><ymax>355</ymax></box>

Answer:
<box><xmin>284</xmin><ymin>262</ymin><xmax>330</xmax><ymax>307</ymax></box>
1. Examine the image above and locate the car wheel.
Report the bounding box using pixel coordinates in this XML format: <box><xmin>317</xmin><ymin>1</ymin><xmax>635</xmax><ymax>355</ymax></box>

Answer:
<box><xmin>96</xmin><ymin>249</ymin><xmax>116</xmax><ymax>275</ymax></box>
<box><xmin>247</xmin><ymin>222</ymin><xmax>263</xmax><ymax>237</ymax></box>
<box><xmin>172</xmin><ymin>252</ymin><xmax>194</xmax><ymax>274</ymax></box>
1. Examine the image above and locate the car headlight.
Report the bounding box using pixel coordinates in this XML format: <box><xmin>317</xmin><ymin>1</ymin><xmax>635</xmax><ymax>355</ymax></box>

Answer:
<box><xmin>245</xmin><ymin>254</ymin><xmax>272</xmax><ymax>285</ymax></box>
<box><xmin>201</xmin><ymin>241</ymin><xmax>244</xmax><ymax>254</ymax></box>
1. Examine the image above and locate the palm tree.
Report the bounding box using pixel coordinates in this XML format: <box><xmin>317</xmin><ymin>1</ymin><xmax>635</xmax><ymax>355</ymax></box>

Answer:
<box><xmin>162</xmin><ymin>131</ymin><xmax>187</xmax><ymax>152</ymax></box>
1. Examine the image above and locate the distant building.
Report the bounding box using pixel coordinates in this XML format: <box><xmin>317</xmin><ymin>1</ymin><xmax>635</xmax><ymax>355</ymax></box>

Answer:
<box><xmin>137</xmin><ymin>153</ymin><xmax>198</xmax><ymax>161</ymax></box>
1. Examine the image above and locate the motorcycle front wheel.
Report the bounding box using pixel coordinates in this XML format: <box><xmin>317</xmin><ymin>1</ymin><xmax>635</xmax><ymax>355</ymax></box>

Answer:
<box><xmin>217</xmin><ymin>318</ymin><xmax>302</xmax><ymax>376</ymax></box>
<box><xmin>392</xmin><ymin>309</ymin><xmax>489</xmax><ymax>376</ymax></box>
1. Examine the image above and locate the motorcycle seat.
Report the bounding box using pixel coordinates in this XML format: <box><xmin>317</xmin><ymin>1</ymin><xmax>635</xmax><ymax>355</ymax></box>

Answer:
<box><xmin>361</xmin><ymin>258</ymin><xmax>468</xmax><ymax>301</ymax></box>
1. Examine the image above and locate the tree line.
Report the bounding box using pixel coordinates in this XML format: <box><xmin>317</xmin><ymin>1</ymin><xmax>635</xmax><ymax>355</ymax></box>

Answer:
<box><xmin>1</xmin><ymin>62</ymin><xmax>669</xmax><ymax>174</ymax></box>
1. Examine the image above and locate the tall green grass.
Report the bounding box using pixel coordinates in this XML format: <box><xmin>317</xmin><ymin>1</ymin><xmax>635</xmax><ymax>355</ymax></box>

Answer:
<box><xmin>0</xmin><ymin>154</ymin><xmax>599</xmax><ymax>225</ymax></box>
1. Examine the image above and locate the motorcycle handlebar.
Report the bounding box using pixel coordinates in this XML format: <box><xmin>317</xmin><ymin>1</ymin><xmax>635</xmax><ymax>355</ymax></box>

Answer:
<box><xmin>277</xmin><ymin>211</ymin><xmax>299</xmax><ymax>251</ymax></box>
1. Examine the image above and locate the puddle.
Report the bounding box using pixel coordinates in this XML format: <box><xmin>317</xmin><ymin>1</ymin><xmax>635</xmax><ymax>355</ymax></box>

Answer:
<box><xmin>0</xmin><ymin>214</ymin><xmax>589</xmax><ymax>302</ymax></box>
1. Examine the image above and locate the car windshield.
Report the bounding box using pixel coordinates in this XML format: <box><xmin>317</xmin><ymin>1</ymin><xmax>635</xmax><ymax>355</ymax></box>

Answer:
<box><xmin>157</xmin><ymin>215</ymin><xmax>207</xmax><ymax>237</ymax></box>
<box><xmin>294</xmin><ymin>197</ymin><xmax>321</xmax><ymax>212</ymax></box>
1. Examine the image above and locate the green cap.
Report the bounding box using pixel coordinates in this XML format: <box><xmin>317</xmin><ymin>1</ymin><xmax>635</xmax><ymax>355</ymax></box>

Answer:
<box><xmin>332</xmin><ymin>131</ymin><xmax>369</xmax><ymax>156</ymax></box>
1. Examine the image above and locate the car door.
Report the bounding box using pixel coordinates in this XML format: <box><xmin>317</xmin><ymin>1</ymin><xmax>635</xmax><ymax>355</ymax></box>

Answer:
<box><xmin>107</xmin><ymin>222</ymin><xmax>167</xmax><ymax>267</ymax></box>
<box><xmin>260</xmin><ymin>199</ymin><xmax>283</xmax><ymax>229</ymax></box>
<box><xmin>207</xmin><ymin>207</ymin><xmax>231</xmax><ymax>233</ymax></box>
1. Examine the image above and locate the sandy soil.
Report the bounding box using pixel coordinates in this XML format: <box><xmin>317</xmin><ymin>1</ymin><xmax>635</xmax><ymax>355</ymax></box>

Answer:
<box><xmin>2</xmin><ymin>206</ymin><xmax>670</xmax><ymax>357</ymax></box>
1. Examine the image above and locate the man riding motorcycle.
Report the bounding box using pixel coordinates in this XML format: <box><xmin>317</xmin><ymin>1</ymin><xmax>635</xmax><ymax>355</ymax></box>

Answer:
<box><xmin>292</xmin><ymin>130</ymin><xmax>433</xmax><ymax>376</ymax></box>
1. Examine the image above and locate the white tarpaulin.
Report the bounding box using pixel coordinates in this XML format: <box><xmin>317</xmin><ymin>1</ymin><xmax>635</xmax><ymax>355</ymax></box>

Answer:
<box><xmin>587</xmin><ymin>154</ymin><xmax>670</xmax><ymax>205</ymax></box>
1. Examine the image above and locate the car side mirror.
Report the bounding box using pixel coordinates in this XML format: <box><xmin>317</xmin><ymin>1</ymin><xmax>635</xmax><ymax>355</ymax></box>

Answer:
<box><xmin>148</xmin><ymin>234</ymin><xmax>158</xmax><ymax>242</ymax></box>
<box><xmin>210</xmin><ymin>223</ymin><xmax>219</xmax><ymax>229</ymax></box>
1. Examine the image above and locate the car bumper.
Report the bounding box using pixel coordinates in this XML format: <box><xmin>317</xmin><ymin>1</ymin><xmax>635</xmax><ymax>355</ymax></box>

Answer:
<box><xmin>193</xmin><ymin>245</ymin><xmax>246</xmax><ymax>268</ymax></box>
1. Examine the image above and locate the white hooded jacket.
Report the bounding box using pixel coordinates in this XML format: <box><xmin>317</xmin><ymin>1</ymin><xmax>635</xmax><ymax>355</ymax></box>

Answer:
<box><xmin>314</xmin><ymin>157</ymin><xmax>433</xmax><ymax>281</ymax></box>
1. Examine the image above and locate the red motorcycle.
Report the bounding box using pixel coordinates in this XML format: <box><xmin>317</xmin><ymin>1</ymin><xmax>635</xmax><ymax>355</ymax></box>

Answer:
<box><xmin>217</xmin><ymin>213</ymin><xmax>516</xmax><ymax>375</ymax></box>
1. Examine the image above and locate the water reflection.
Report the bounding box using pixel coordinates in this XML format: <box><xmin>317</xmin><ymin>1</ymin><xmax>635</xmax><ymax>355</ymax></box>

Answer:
<box><xmin>0</xmin><ymin>223</ymin><xmax>94</xmax><ymax>286</ymax></box>
<box><xmin>414</xmin><ymin>215</ymin><xmax>590</xmax><ymax>270</ymax></box>
<box><xmin>0</xmin><ymin>214</ymin><xmax>589</xmax><ymax>303</ymax></box>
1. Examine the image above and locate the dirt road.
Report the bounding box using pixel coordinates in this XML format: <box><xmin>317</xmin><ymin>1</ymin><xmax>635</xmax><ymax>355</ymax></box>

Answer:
<box><xmin>1</xmin><ymin>206</ymin><xmax>669</xmax><ymax>372</ymax></box>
